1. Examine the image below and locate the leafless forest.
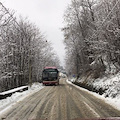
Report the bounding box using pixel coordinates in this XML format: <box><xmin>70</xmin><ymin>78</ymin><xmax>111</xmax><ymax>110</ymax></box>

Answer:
<box><xmin>0</xmin><ymin>3</ymin><xmax>60</xmax><ymax>92</ymax></box>
<box><xmin>63</xmin><ymin>0</ymin><xmax>120</xmax><ymax>78</ymax></box>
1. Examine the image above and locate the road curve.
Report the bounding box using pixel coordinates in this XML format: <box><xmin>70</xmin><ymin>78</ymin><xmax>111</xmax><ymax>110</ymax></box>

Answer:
<box><xmin>0</xmin><ymin>78</ymin><xmax>120</xmax><ymax>120</ymax></box>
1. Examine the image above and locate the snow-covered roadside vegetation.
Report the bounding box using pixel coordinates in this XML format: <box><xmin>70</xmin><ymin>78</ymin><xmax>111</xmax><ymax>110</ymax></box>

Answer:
<box><xmin>68</xmin><ymin>72</ymin><xmax>120</xmax><ymax>111</ymax></box>
<box><xmin>0</xmin><ymin>82</ymin><xmax>44</xmax><ymax>115</ymax></box>
<box><xmin>92</xmin><ymin>73</ymin><xmax>120</xmax><ymax>98</ymax></box>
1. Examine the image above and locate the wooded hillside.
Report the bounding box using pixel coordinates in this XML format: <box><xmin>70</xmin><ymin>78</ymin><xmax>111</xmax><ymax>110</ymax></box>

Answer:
<box><xmin>63</xmin><ymin>0</ymin><xmax>120</xmax><ymax>78</ymax></box>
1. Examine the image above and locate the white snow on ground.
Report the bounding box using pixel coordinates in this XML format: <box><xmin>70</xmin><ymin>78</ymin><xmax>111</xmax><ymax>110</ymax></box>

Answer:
<box><xmin>67</xmin><ymin>78</ymin><xmax>120</xmax><ymax>111</ymax></box>
<box><xmin>0</xmin><ymin>82</ymin><xmax>44</xmax><ymax>115</ymax></box>
<box><xmin>92</xmin><ymin>73</ymin><xmax>120</xmax><ymax>98</ymax></box>
<box><xmin>69</xmin><ymin>77</ymin><xmax>76</xmax><ymax>83</ymax></box>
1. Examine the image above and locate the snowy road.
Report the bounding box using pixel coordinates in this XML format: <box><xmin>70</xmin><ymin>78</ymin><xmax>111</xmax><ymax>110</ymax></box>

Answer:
<box><xmin>0</xmin><ymin>78</ymin><xmax>120</xmax><ymax>120</ymax></box>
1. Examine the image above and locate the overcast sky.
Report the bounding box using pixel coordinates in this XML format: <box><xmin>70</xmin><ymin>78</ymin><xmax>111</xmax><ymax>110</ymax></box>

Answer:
<box><xmin>1</xmin><ymin>0</ymin><xmax>71</xmax><ymax>66</ymax></box>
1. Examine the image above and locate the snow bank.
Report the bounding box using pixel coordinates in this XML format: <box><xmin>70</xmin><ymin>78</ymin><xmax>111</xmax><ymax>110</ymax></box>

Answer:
<box><xmin>92</xmin><ymin>73</ymin><xmax>120</xmax><ymax>98</ymax></box>
<box><xmin>68</xmin><ymin>72</ymin><xmax>120</xmax><ymax>111</ymax></box>
<box><xmin>0</xmin><ymin>82</ymin><xmax>44</xmax><ymax>115</ymax></box>
<box><xmin>69</xmin><ymin>77</ymin><xmax>76</xmax><ymax>82</ymax></box>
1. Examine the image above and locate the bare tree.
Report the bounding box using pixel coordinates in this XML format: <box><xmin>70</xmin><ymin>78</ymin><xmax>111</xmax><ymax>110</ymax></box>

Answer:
<box><xmin>63</xmin><ymin>0</ymin><xmax>120</xmax><ymax>79</ymax></box>
<box><xmin>0</xmin><ymin>4</ymin><xmax>60</xmax><ymax>92</ymax></box>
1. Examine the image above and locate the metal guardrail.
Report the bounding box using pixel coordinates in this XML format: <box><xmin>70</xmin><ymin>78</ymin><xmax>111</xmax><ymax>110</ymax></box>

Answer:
<box><xmin>0</xmin><ymin>86</ymin><xmax>28</xmax><ymax>100</ymax></box>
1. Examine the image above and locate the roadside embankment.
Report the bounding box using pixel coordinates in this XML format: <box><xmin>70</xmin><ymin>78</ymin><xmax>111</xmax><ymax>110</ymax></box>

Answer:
<box><xmin>70</xmin><ymin>72</ymin><xmax>120</xmax><ymax>99</ymax></box>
